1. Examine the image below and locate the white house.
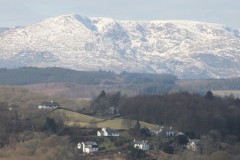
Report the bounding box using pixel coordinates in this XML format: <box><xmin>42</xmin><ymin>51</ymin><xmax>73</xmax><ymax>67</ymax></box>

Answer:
<box><xmin>109</xmin><ymin>106</ymin><xmax>120</xmax><ymax>115</ymax></box>
<box><xmin>133</xmin><ymin>140</ymin><xmax>150</xmax><ymax>151</ymax></box>
<box><xmin>38</xmin><ymin>101</ymin><xmax>60</xmax><ymax>109</ymax></box>
<box><xmin>186</xmin><ymin>139</ymin><xmax>201</xmax><ymax>152</ymax></box>
<box><xmin>165</xmin><ymin>127</ymin><xmax>176</xmax><ymax>137</ymax></box>
<box><xmin>97</xmin><ymin>127</ymin><xmax>119</xmax><ymax>137</ymax></box>
<box><xmin>77</xmin><ymin>141</ymin><xmax>99</xmax><ymax>154</ymax></box>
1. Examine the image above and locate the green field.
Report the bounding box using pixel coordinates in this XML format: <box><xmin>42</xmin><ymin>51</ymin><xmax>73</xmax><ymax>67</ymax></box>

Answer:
<box><xmin>212</xmin><ymin>90</ymin><xmax>240</xmax><ymax>98</ymax></box>
<box><xmin>52</xmin><ymin>109</ymin><xmax>158</xmax><ymax>130</ymax></box>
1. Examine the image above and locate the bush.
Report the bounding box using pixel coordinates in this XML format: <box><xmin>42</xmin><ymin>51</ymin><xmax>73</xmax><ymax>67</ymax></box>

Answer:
<box><xmin>162</xmin><ymin>145</ymin><xmax>174</xmax><ymax>154</ymax></box>
<box><xmin>175</xmin><ymin>134</ymin><xmax>189</xmax><ymax>145</ymax></box>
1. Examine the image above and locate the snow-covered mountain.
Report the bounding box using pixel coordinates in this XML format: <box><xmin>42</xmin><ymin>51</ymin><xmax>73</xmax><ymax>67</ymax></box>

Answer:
<box><xmin>0</xmin><ymin>14</ymin><xmax>240</xmax><ymax>79</ymax></box>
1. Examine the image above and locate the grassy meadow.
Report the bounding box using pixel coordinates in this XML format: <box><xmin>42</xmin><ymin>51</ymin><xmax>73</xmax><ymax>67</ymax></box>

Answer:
<box><xmin>52</xmin><ymin>109</ymin><xmax>158</xmax><ymax>130</ymax></box>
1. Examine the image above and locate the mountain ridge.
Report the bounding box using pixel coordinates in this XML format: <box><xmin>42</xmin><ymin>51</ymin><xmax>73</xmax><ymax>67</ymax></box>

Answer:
<box><xmin>0</xmin><ymin>14</ymin><xmax>240</xmax><ymax>79</ymax></box>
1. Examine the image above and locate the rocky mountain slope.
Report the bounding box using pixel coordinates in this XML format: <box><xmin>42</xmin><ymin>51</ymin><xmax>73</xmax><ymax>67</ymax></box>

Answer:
<box><xmin>0</xmin><ymin>14</ymin><xmax>240</xmax><ymax>79</ymax></box>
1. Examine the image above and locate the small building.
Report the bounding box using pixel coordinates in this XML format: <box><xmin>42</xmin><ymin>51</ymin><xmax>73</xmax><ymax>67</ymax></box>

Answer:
<box><xmin>149</xmin><ymin>126</ymin><xmax>176</xmax><ymax>137</ymax></box>
<box><xmin>133</xmin><ymin>140</ymin><xmax>150</xmax><ymax>151</ymax></box>
<box><xmin>97</xmin><ymin>127</ymin><xmax>119</xmax><ymax>137</ymax></box>
<box><xmin>77</xmin><ymin>141</ymin><xmax>99</xmax><ymax>154</ymax></box>
<box><xmin>149</xmin><ymin>126</ymin><xmax>164</xmax><ymax>136</ymax></box>
<box><xmin>38</xmin><ymin>101</ymin><xmax>60</xmax><ymax>109</ymax></box>
<box><xmin>109</xmin><ymin>106</ymin><xmax>120</xmax><ymax>115</ymax></box>
<box><xmin>165</xmin><ymin>127</ymin><xmax>176</xmax><ymax>137</ymax></box>
<box><xmin>186</xmin><ymin>139</ymin><xmax>202</xmax><ymax>152</ymax></box>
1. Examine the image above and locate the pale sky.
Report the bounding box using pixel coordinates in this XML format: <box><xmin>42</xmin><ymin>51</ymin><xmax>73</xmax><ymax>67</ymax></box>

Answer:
<box><xmin>0</xmin><ymin>0</ymin><xmax>239</xmax><ymax>28</ymax></box>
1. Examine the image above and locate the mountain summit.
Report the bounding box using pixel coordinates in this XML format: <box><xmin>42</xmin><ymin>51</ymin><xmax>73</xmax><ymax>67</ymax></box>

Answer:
<box><xmin>0</xmin><ymin>14</ymin><xmax>240</xmax><ymax>79</ymax></box>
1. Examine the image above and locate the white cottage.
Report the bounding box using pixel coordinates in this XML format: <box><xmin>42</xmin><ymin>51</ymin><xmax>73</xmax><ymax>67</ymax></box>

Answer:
<box><xmin>97</xmin><ymin>128</ymin><xmax>119</xmax><ymax>137</ymax></box>
<box><xmin>186</xmin><ymin>139</ymin><xmax>202</xmax><ymax>152</ymax></box>
<box><xmin>109</xmin><ymin>106</ymin><xmax>120</xmax><ymax>115</ymax></box>
<box><xmin>38</xmin><ymin>101</ymin><xmax>60</xmax><ymax>109</ymax></box>
<box><xmin>133</xmin><ymin>140</ymin><xmax>150</xmax><ymax>151</ymax></box>
<box><xmin>77</xmin><ymin>141</ymin><xmax>99</xmax><ymax>154</ymax></box>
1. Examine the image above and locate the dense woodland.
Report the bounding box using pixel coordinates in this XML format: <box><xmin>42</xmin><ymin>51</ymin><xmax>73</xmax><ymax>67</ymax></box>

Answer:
<box><xmin>0</xmin><ymin>67</ymin><xmax>176</xmax><ymax>85</ymax></box>
<box><xmin>120</xmin><ymin>92</ymin><xmax>240</xmax><ymax>138</ymax></box>
<box><xmin>89</xmin><ymin>90</ymin><xmax>240</xmax><ymax>141</ymax></box>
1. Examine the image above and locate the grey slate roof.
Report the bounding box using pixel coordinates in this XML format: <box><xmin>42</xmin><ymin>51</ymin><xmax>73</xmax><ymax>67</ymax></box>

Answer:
<box><xmin>40</xmin><ymin>101</ymin><xmax>60</xmax><ymax>107</ymax></box>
